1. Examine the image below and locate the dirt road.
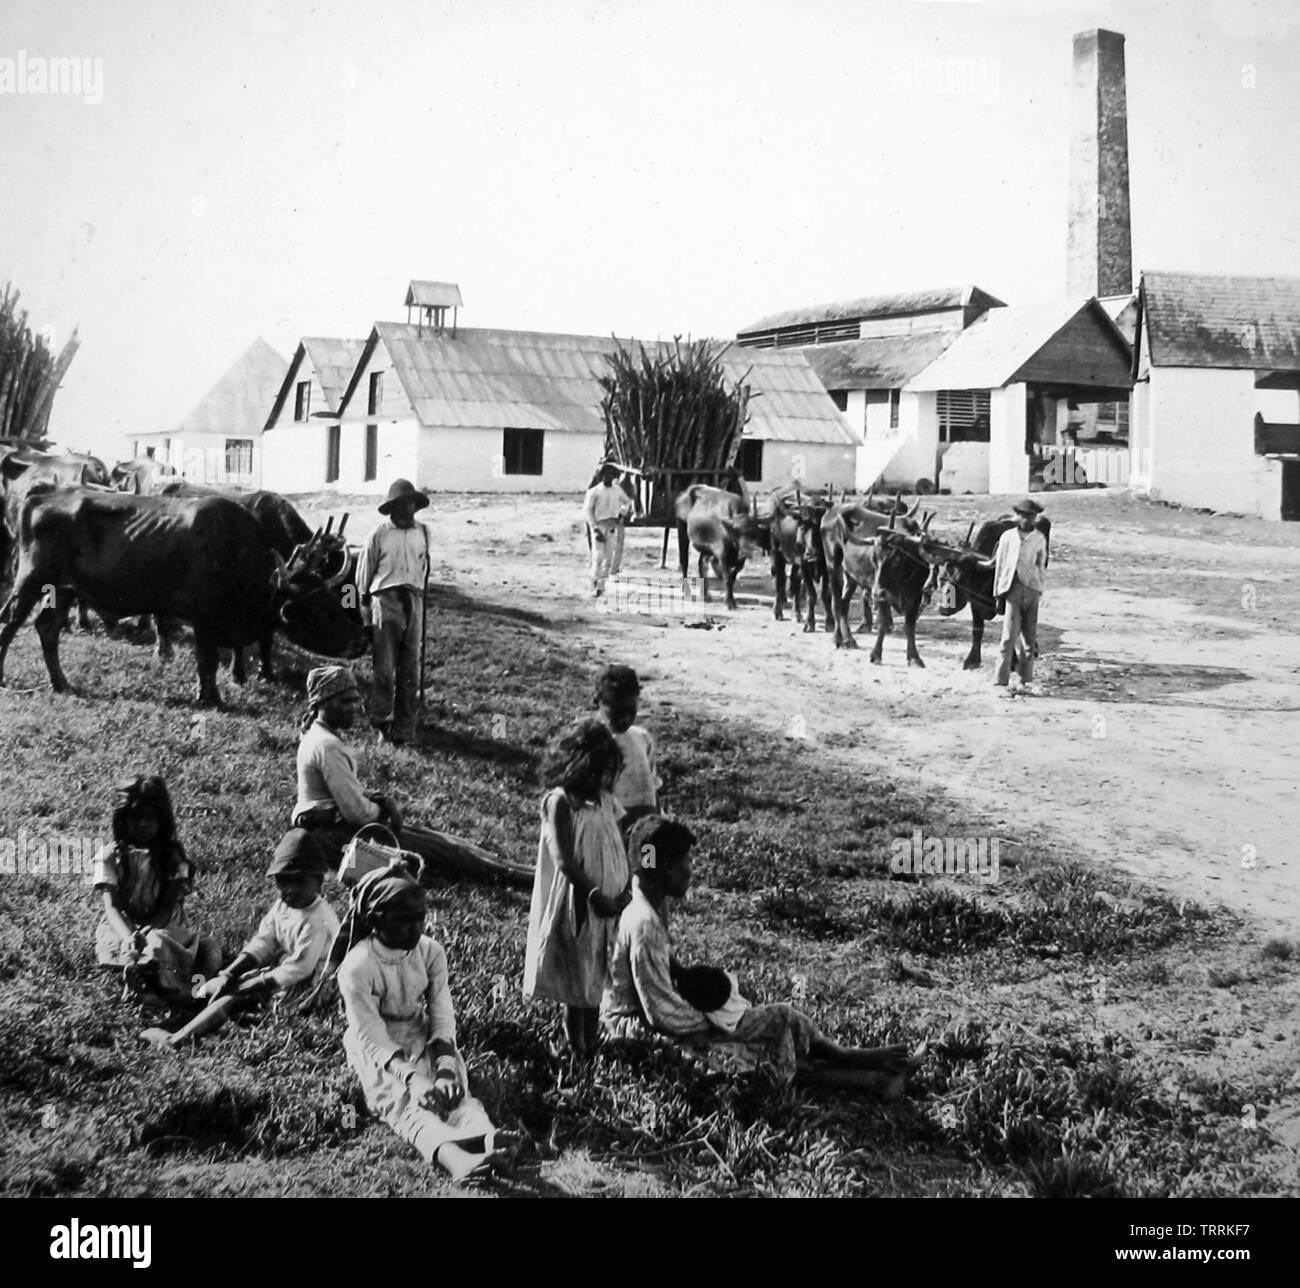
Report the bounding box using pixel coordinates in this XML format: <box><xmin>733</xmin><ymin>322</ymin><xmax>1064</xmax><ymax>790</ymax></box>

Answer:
<box><xmin>323</xmin><ymin>489</ymin><xmax>1300</xmax><ymax>934</ymax></box>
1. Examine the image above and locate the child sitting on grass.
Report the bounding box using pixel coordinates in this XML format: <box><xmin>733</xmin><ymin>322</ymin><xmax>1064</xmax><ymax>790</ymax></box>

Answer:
<box><xmin>337</xmin><ymin>861</ymin><xmax>517</xmax><ymax>1183</ymax></box>
<box><xmin>524</xmin><ymin>718</ymin><xmax>631</xmax><ymax>1058</ymax></box>
<box><xmin>604</xmin><ymin>815</ymin><xmax>921</xmax><ymax>1096</ymax></box>
<box><xmin>593</xmin><ymin>664</ymin><xmax>661</xmax><ymax>833</ymax></box>
<box><xmin>93</xmin><ymin>775</ymin><xmax>217</xmax><ymax>1006</ymax></box>
<box><xmin>140</xmin><ymin>828</ymin><xmax>339</xmax><ymax>1048</ymax></box>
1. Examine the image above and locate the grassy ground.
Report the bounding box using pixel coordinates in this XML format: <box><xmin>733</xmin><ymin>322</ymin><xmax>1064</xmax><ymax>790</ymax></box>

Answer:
<box><xmin>0</xmin><ymin>581</ymin><xmax>1294</xmax><ymax>1197</ymax></box>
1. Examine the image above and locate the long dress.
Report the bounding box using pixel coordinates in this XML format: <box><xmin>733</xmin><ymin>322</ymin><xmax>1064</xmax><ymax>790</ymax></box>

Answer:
<box><xmin>601</xmin><ymin>886</ymin><xmax>822</xmax><ymax>1085</ymax></box>
<box><xmin>523</xmin><ymin>788</ymin><xmax>628</xmax><ymax>1007</ymax></box>
<box><xmin>339</xmin><ymin>935</ymin><xmax>495</xmax><ymax>1163</ymax></box>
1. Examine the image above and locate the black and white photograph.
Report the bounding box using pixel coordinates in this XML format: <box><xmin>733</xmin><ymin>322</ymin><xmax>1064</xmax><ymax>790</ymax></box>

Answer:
<box><xmin>1</xmin><ymin>0</ymin><xmax>1296</xmax><ymax>1237</ymax></box>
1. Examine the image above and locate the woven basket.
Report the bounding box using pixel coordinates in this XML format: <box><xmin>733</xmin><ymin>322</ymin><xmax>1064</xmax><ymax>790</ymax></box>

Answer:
<box><xmin>338</xmin><ymin>826</ymin><xmax>422</xmax><ymax>888</ymax></box>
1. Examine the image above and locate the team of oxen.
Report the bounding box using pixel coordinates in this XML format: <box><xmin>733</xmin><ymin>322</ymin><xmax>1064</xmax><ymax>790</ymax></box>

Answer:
<box><xmin>0</xmin><ymin>446</ymin><xmax>366</xmax><ymax>706</ymax></box>
<box><xmin>674</xmin><ymin>480</ymin><xmax>1050</xmax><ymax>670</ymax></box>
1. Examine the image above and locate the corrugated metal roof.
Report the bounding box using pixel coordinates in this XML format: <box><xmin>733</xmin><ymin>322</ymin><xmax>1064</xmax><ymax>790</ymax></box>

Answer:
<box><xmin>737</xmin><ymin>285</ymin><xmax>1006</xmax><ymax>336</ymax></box>
<box><xmin>800</xmin><ymin>331</ymin><xmax>958</xmax><ymax>390</ymax></box>
<box><xmin>904</xmin><ymin>301</ymin><xmax>1128</xmax><ymax>392</ymax></box>
<box><xmin>175</xmin><ymin>337</ymin><xmax>287</xmax><ymax>438</ymax></box>
<box><xmin>405</xmin><ymin>281</ymin><xmax>463</xmax><ymax>309</ymax></box>
<box><xmin>352</xmin><ymin>325</ymin><xmax>854</xmax><ymax>445</ymax></box>
<box><xmin>302</xmin><ymin>337</ymin><xmax>367</xmax><ymax>412</ymax></box>
<box><xmin>1139</xmin><ymin>271</ymin><xmax>1300</xmax><ymax>371</ymax></box>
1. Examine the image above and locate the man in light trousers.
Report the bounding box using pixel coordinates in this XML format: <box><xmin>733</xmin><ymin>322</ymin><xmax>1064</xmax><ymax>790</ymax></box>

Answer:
<box><xmin>991</xmin><ymin>497</ymin><xmax>1049</xmax><ymax>694</ymax></box>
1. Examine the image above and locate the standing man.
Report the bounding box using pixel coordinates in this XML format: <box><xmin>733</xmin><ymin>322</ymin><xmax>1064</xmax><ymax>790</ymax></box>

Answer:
<box><xmin>583</xmin><ymin>460</ymin><xmax>634</xmax><ymax>597</ymax></box>
<box><xmin>991</xmin><ymin>498</ymin><xmax>1049</xmax><ymax>695</ymax></box>
<box><xmin>356</xmin><ymin>479</ymin><xmax>430</xmax><ymax>744</ymax></box>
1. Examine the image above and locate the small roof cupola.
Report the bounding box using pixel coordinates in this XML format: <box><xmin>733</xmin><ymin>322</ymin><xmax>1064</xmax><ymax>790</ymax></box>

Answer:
<box><xmin>405</xmin><ymin>281</ymin><xmax>463</xmax><ymax>336</ymax></box>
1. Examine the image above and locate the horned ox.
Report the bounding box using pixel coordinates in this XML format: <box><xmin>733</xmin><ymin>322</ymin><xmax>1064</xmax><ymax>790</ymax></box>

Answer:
<box><xmin>819</xmin><ymin>492</ymin><xmax>923</xmax><ymax>653</ymax></box>
<box><xmin>762</xmin><ymin>484</ymin><xmax>834</xmax><ymax>632</ymax></box>
<box><xmin>674</xmin><ymin>483</ymin><xmax>766</xmax><ymax>611</ymax></box>
<box><xmin>918</xmin><ymin>514</ymin><xmax>1052</xmax><ymax>669</ymax></box>
<box><xmin>0</xmin><ymin>488</ymin><xmax>367</xmax><ymax>706</ymax></box>
<box><xmin>150</xmin><ymin>483</ymin><xmax>358</xmax><ymax>683</ymax></box>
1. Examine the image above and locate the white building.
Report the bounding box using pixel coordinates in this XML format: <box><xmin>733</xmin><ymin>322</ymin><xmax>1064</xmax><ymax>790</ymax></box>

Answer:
<box><xmin>1130</xmin><ymin>271</ymin><xmax>1300</xmax><ymax>520</ymax></box>
<box><xmin>263</xmin><ymin>290</ymin><xmax>855</xmax><ymax>496</ymax></box>
<box><xmin>128</xmin><ymin>337</ymin><xmax>286</xmax><ymax>486</ymax></box>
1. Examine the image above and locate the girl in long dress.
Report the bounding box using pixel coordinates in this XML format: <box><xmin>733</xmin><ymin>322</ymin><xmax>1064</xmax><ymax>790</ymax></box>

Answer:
<box><xmin>338</xmin><ymin>862</ymin><xmax>515</xmax><ymax>1182</ymax></box>
<box><xmin>524</xmin><ymin>719</ymin><xmax>631</xmax><ymax>1057</ymax></box>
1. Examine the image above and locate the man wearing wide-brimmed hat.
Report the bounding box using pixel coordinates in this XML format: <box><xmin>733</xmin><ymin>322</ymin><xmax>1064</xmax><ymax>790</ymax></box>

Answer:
<box><xmin>355</xmin><ymin>479</ymin><xmax>431</xmax><ymax>744</ymax></box>
<box><xmin>991</xmin><ymin>497</ymin><xmax>1049</xmax><ymax>694</ymax></box>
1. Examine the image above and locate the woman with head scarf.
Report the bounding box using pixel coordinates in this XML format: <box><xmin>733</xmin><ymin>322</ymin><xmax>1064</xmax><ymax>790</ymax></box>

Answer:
<box><xmin>337</xmin><ymin>861</ymin><xmax>518</xmax><ymax>1182</ymax></box>
<box><xmin>293</xmin><ymin>665</ymin><xmax>531</xmax><ymax>885</ymax></box>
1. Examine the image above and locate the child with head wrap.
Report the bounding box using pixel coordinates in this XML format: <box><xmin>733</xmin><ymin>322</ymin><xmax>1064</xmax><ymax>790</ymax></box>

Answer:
<box><xmin>337</xmin><ymin>861</ymin><xmax>515</xmax><ymax>1182</ymax></box>
<box><xmin>92</xmin><ymin>775</ymin><xmax>219</xmax><ymax>1005</ymax></box>
<box><xmin>524</xmin><ymin>718</ymin><xmax>631</xmax><ymax>1057</ymax></box>
<box><xmin>140</xmin><ymin>828</ymin><xmax>339</xmax><ymax>1048</ymax></box>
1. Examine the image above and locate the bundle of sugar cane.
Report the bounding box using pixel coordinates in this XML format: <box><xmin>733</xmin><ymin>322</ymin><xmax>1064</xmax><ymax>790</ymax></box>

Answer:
<box><xmin>599</xmin><ymin>336</ymin><xmax>753</xmax><ymax>473</ymax></box>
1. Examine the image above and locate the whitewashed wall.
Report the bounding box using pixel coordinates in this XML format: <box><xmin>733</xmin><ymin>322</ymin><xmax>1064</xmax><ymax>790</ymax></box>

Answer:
<box><xmin>989</xmin><ymin>385</ymin><xmax>1029</xmax><ymax>494</ymax></box>
<box><xmin>1138</xmin><ymin>368</ymin><xmax>1281</xmax><ymax>519</ymax></box>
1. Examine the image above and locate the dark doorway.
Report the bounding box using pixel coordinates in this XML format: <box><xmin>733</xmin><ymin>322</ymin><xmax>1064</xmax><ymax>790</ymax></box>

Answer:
<box><xmin>1282</xmin><ymin>461</ymin><xmax>1300</xmax><ymax>521</ymax></box>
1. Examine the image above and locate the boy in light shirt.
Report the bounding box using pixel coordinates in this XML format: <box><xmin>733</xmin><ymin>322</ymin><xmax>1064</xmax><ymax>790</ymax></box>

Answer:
<box><xmin>141</xmin><ymin>829</ymin><xmax>339</xmax><ymax>1048</ymax></box>
<box><xmin>594</xmin><ymin>665</ymin><xmax>661</xmax><ymax>849</ymax></box>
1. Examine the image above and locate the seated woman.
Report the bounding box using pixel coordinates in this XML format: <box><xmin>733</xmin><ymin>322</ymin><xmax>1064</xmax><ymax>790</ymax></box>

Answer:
<box><xmin>603</xmin><ymin>816</ymin><xmax>919</xmax><ymax>1097</ymax></box>
<box><xmin>336</xmin><ymin>861</ymin><xmax>517</xmax><ymax>1182</ymax></box>
<box><xmin>293</xmin><ymin>665</ymin><xmax>530</xmax><ymax>885</ymax></box>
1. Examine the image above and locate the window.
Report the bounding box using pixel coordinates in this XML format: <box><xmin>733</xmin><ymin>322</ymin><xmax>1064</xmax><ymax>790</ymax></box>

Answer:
<box><xmin>502</xmin><ymin>427</ymin><xmax>544</xmax><ymax>476</ymax></box>
<box><xmin>364</xmin><ymin>423</ymin><xmax>378</xmax><ymax>482</ymax></box>
<box><xmin>889</xmin><ymin>388</ymin><xmax>900</xmax><ymax>429</ymax></box>
<box><xmin>163</xmin><ymin>437</ymin><xmax>172</xmax><ymax>463</ymax></box>
<box><xmin>144</xmin><ymin>445</ymin><xmax>156</xmax><ymax>459</ymax></box>
<box><xmin>294</xmin><ymin>381</ymin><xmax>311</xmax><ymax>422</ymax></box>
<box><xmin>937</xmin><ymin>390</ymin><xmax>991</xmax><ymax>442</ymax></box>
<box><xmin>224</xmin><ymin>439</ymin><xmax>253</xmax><ymax>477</ymax></box>
<box><xmin>829</xmin><ymin>390</ymin><xmax>848</xmax><ymax>412</ymax></box>
<box><xmin>325</xmin><ymin>424</ymin><xmax>341</xmax><ymax>483</ymax></box>
<box><xmin>736</xmin><ymin>439</ymin><xmax>764</xmax><ymax>482</ymax></box>
<box><xmin>368</xmin><ymin>371</ymin><xmax>384</xmax><ymax>416</ymax></box>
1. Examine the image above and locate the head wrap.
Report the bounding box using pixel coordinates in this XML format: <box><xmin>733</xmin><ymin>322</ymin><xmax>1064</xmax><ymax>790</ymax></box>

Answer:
<box><xmin>329</xmin><ymin>859</ymin><xmax>427</xmax><ymax>963</ymax></box>
<box><xmin>306</xmin><ymin>665</ymin><xmax>358</xmax><ymax>707</ymax></box>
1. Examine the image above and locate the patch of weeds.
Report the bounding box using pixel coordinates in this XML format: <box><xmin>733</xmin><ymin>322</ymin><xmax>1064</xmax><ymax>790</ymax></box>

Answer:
<box><xmin>1020</xmin><ymin>1149</ymin><xmax>1122</xmax><ymax>1197</ymax></box>
<box><xmin>1262</xmin><ymin>938</ymin><xmax>1294</xmax><ymax>962</ymax></box>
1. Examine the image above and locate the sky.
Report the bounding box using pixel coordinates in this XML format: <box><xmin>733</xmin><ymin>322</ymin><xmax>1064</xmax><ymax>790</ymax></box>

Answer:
<box><xmin>3</xmin><ymin>0</ymin><xmax>1299</xmax><ymax>462</ymax></box>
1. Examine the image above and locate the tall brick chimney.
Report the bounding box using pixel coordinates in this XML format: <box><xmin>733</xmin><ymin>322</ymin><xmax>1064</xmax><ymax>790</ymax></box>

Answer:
<box><xmin>1067</xmin><ymin>29</ymin><xmax>1132</xmax><ymax>299</ymax></box>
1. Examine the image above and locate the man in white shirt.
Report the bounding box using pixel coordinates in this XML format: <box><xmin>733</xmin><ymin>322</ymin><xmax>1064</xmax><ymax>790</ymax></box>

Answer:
<box><xmin>990</xmin><ymin>498</ymin><xmax>1049</xmax><ymax>693</ymax></box>
<box><xmin>356</xmin><ymin>479</ymin><xmax>430</xmax><ymax>744</ymax></box>
<box><xmin>583</xmin><ymin>461</ymin><xmax>634</xmax><ymax>597</ymax></box>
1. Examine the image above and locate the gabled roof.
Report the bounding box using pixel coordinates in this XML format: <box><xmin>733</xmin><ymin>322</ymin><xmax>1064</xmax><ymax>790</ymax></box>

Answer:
<box><xmin>405</xmin><ymin>281</ymin><xmax>463</xmax><ymax>309</ymax></box>
<box><xmin>799</xmin><ymin>331</ymin><xmax>958</xmax><ymax>391</ymax></box>
<box><xmin>175</xmin><ymin>337</ymin><xmax>286</xmax><ymax>438</ymax></box>
<box><xmin>265</xmin><ymin>337</ymin><xmax>367</xmax><ymax>430</ymax></box>
<box><xmin>1135</xmin><ymin>271</ymin><xmax>1300</xmax><ymax>372</ymax></box>
<box><xmin>340</xmin><ymin>324</ymin><xmax>854</xmax><ymax>445</ymax></box>
<box><xmin>737</xmin><ymin>285</ymin><xmax>1006</xmax><ymax>336</ymax></box>
<box><xmin>905</xmin><ymin>300</ymin><xmax>1132</xmax><ymax>392</ymax></box>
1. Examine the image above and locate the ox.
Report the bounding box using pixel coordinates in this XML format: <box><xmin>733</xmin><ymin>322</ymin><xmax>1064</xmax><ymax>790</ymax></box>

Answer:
<box><xmin>918</xmin><ymin>514</ymin><xmax>1052</xmax><ymax>670</ymax></box>
<box><xmin>110</xmin><ymin>458</ymin><xmax>180</xmax><ymax>494</ymax></box>
<box><xmin>820</xmin><ymin>492</ymin><xmax>921</xmax><ymax>651</ymax></box>
<box><xmin>150</xmin><ymin>483</ymin><xmax>358</xmax><ymax>683</ymax></box>
<box><xmin>674</xmin><ymin>483</ymin><xmax>766</xmax><ymax>610</ymax></box>
<box><xmin>0</xmin><ymin>488</ymin><xmax>367</xmax><ymax>706</ymax></box>
<box><xmin>866</xmin><ymin>511</ymin><xmax>942</xmax><ymax>667</ymax></box>
<box><xmin>763</xmin><ymin>484</ymin><xmax>834</xmax><ymax>632</ymax></box>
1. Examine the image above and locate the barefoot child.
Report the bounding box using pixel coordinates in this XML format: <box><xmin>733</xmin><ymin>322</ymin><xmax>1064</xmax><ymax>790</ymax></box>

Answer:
<box><xmin>93</xmin><ymin>775</ymin><xmax>216</xmax><ymax>1005</ymax></box>
<box><xmin>524</xmin><ymin>719</ymin><xmax>631</xmax><ymax>1057</ymax></box>
<box><xmin>337</xmin><ymin>862</ymin><xmax>515</xmax><ymax>1183</ymax></box>
<box><xmin>594</xmin><ymin>665</ymin><xmax>661</xmax><ymax>832</ymax></box>
<box><xmin>604</xmin><ymin>816</ymin><xmax>920</xmax><ymax>1096</ymax></box>
<box><xmin>141</xmin><ymin>828</ymin><xmax>339</xmax><ymax>1048</ymax></box>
